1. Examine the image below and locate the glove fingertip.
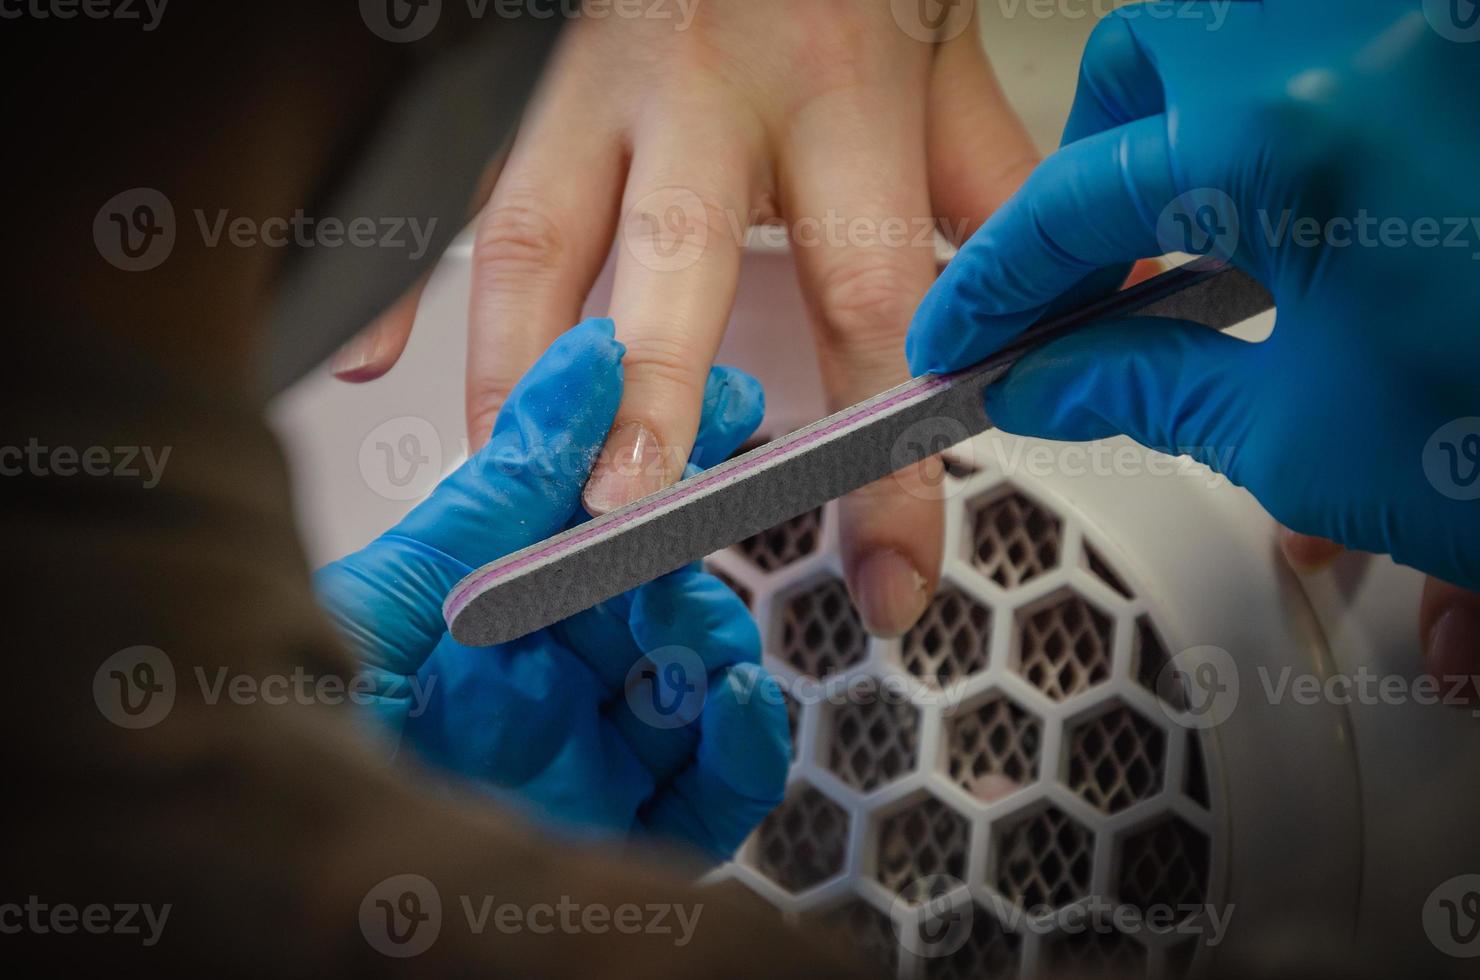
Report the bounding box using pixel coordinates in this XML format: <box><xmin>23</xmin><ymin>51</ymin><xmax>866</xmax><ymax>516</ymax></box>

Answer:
<box><xmin>692</xmin><ymin>365</ymin><xmax>766</xmax><ymax>468</ymax></box>
<box><xmin>698</xmin><ymin>663</ymin><xmax>790</xmax><ymax>805</ymax></box>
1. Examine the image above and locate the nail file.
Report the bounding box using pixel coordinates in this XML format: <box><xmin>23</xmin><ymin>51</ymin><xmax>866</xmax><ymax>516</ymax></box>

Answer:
<box><xmin>446</xmin><ymin>264</ymin><xmax>1274</xmax><ymax>647</ymax></box>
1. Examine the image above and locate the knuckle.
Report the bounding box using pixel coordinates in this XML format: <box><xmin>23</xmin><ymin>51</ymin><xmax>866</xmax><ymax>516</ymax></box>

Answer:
<box><xmin>474</xmin><ymin>199</ymin><xmax>567</xmax><ymax>275</ymax></box>
<box><xmin>465</xmin><ymin>375</ymin><xmax>518</xmax><ymax>438</ymax></box>
<box><xmin>814</xmin><ymin>254</ymin><xmax>922</xmax><ymax>347</ymax></box>
<box><xmin>786</xmin><ymin>3</ymin><xmax>873</xmax><ymax>96</ymax></box>
<box><xmin>619</xmin><ymin>332</ymin><xmax>710</xmax><ymax>402</ymax></box>
<box><xmin>622</xmin><ymin>185</ymin><xmax>741</xmax><ymax>270</ymax></box>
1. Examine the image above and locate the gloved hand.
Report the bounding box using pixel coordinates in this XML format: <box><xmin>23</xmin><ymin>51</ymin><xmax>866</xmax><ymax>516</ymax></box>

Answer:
<box><xmin>314</xmin><ymin>319</ymin><xmax>788</xmax><ymax>862</ymax></box>
<box><xmin>908</xmin><ymin>1</ymin><xmax>1480</xmax><ymax>666</ymax></box>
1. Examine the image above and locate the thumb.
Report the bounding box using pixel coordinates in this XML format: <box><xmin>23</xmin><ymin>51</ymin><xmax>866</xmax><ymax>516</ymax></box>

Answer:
<box><xmin>985</xmin><ymin>315</ymin><xmax>1261</xmax><ymax>482</ymax></box>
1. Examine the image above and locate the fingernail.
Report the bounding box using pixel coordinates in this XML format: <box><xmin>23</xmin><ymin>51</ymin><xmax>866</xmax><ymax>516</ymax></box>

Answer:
<box><xmin>1279</xmin><ymin>528</ymin><xmax>1344</xmax><ymax>572</ymax></box>
<box><xmin>582</xmin><ymin>421</ymin><xmax>672</xmax><ymax>515</ymax></box>
<box><xmin>330</xmin><ymin>329</ymin><xmax>382</xmax><ymax>380</ymax></box>
<box><xmin>1426</xmin><ymin>605</ymin><xmax>1480</xmax><ymax>704</ymax></box>
<box><xmin>852</xmin><ymin>549</ymin><xmax>930</xmax><ymax>639</ymax></box>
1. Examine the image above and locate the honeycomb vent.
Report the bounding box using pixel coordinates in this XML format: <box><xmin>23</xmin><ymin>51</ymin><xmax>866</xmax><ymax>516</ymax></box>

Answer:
<box><xmin>901</xmin><ymin>585</ymin><xmax>991</xmax><ymax>689</ymax></box>
<box><xmin>752</xmin><ymin>784</ymin><xmax>849</xmax><ymax>894</ymax></box>
<box><xmin>945</xmin><ymin>696</ymin><xmax>1041</xmax><ymax>803</ymax></box>
<box><xmin>969</xmin><ymin>490</ymin><xmax>1061</xmax><ymax>589</ymax></box>
<box><xmin>1066</xmin><ymin>705</ymin><xmax>1167</xmax><ymax>815</ymax></box>
<box><xmin>1017</xmin><ymin>593</ymin><xmax>1114</xmax><ymax>701</ymax></box>
<box><xmin>779</xmin><ymin>577</ymin><xmax>867</xmax><ymax>680</ymax></box>
<box><xmin>826</xmin><ymin>695</ymin><xmax>920</xmax><ymax>793</ymax></box>
<box><xmin>1117</xmin><ymin>817</ymin><xmax>1211</xmax><ymax>918</ymax></box>
<box><xmin>993</xmin><ymin>806</ymin><xmax>1094</xmax><ymax>911</ymax></box>
<box><xmin>715</xmin><ymin>464</ymin><xmax>1219</xmax><ymax>980</ymax></box>
<box><xmin>875</xmin><ymin>796</ymin><xmax>969</xmax><ymax>903</ymax></box>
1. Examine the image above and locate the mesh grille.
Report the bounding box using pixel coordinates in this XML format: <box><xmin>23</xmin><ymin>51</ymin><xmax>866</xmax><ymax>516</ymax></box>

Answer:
<box><xmin>994</xmin><ymin>806</ymin><xmax>1093</xmax><ymax>911</ymax></box>
<box><xmin>1134</xmin><ymin>616</ymin><xmax>1186</xmax><ymax>711</ymax></box>
<box><xmin>1118</xmin><ymin>817</ymin><xmax>1211</xmax><ymax>916</ymax></box>
<box><xmin>718</xmin><ymin>460</ymin><xmax>1221</xmax><ymax>979</ymax></box>
<box><xmin>875</xmin><ymin>797</ymin><xmax>970</xmax><ymax>904</ymax></box>
<box><xmin>753</xmin><ymin>785</ymin><xmax>849</xmax><ymax>893</ymax></box>
<box><xmin>922</xmin><ymin>907</ymin><xmax>1021</xmax><ymax>980</ymax></box>
<box><xmin>969</xmin><ymin>490</ymin><xmax>1061</xmax><ymax>589</ymax></box>
<box><xmin>1067</xmin><ymin>705</ymin><xmax>1167</xmax><ymax>814</ymax></box>
<box><xmin>946</xmin><ymin>696</ymin><xmax>1041</xmax><ymax>803</ymax></box>
<box><xmin>735</xmin><ymin>507</ymin><xmax>822</xmax><ymax>572</ymax></box>
<box><xmin>780</xmin><ymin>577</ymin><xmax>867</xmax><ymax>680</ymax></box>
<box><xmin>1085</xmin><ymin>544</ymin><xmax>1133</xmax><ymax>599</ymax></box>
<box><xmin>826</xmin><ymin>695</ymin><xmax>919</xmax><ymax>793</ymax></box>
<box><xmin>1043</xmin><ymin>926</ymin><xmax>1148</xmax><ymax>977</ymax></box>
<box><xmin>901</xmin><ymin>585</ymin><xmax>991</xmax><ymax>688</ymax></box>
<box><xmin>1017</xmin><ymin>593</ymin><xmax>1113</xmax><ymax>701</ymax></box>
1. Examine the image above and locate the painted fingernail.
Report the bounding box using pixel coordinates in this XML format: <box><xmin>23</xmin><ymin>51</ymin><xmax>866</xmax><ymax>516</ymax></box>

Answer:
<box><xmin>852</xmin><ymin>549</ymin><xmax>930</xmax><ymax>639</ymax></box>
<box><xmin>582</xmin><ymin>421</ymin><xmax>671</xmax><ymax>515</ymax></box>
<box><xmin>1426</xmin><ymin>605</ymin><xmax>1480</xmax><ymax>704</ymax></box>
<box><xmin>330</xmin><ymin>329</ymin><xmax>383</xmax><ymax>380</ymax></box>
<box><xmin>1279</xmin><ymin>528</ymin><xmax>1344</xmax><ymax>572</ymax></box>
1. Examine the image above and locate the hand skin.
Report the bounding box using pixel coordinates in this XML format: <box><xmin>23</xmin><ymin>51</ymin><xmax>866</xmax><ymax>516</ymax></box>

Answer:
<box><xmin>332</xmin><ymin>0</ymin><xmax>1042</xmax><ymax>639</ymax></box>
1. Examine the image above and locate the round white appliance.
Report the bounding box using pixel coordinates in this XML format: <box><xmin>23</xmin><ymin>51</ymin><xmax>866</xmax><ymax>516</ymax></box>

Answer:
<box><xmin>271</xmin><ymin>241</ymin><xmax>1480</xmax><ymax>979</ymax></box>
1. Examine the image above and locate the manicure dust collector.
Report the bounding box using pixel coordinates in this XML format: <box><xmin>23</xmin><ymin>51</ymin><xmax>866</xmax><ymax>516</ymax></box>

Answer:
<box><xmin>274</xmin><ymin>241</ymin><xmax>1480</xmax><ymax>978</ymax></box>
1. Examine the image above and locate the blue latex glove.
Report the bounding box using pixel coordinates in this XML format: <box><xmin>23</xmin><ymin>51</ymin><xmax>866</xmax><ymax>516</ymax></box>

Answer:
<box><xmin>908</xmin><ymin>0</ymin><xmax>1480</xmax><ymax>592</ymax></box>
<box><xmin>314</xmin><ymin>319</ymin><xmax>788</xmax><ymax>862</ymax></box>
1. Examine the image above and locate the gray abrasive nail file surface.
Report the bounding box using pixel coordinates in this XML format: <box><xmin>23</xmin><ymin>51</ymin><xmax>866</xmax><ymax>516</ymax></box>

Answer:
<box><xmin>447</xmin><ymin>265</ymin><xmax>1274</xmax><ymax>647</ymax></box>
